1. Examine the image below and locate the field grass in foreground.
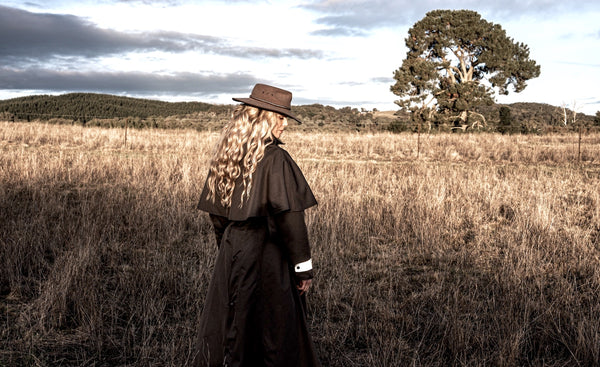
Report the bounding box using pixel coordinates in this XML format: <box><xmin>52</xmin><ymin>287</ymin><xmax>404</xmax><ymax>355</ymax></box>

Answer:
<box><xmin>1</xmin><ymin>121</ymin><xmax>600</xmax><ymax>366</ymax></box>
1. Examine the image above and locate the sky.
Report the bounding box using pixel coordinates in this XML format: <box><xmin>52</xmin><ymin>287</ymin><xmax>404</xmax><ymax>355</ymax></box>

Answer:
<box><xmin>1</xmin><ymin>0</ymin><xmax>599</xmax><ymax>115</ymax></box>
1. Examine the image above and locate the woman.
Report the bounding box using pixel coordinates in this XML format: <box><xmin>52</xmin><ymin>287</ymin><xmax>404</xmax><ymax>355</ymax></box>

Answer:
<box><xmin>195</xmin><ymin>84</ymin><xmax>321</xmax><ymax>367</ymax></box>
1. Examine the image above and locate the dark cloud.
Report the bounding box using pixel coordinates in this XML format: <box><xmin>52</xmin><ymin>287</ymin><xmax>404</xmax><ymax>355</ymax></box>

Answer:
<box><xmin>0</xmin><ymin>66</ymin><xmax>260</xmax><ymax>96</ymax></box>
<box><xmin>0</xmin><ymin>5</ymin><xmax>323</xmax><ymax>65</ymax></box>
<box><xmin>302</xmin><ymin>0</ymin><xmax>600</xmax><ymax>35</ymax></box>
<box><xmin>0</xmin><ymin>6</ymin><xmax>220</xmax><ymax>59</ymax></box>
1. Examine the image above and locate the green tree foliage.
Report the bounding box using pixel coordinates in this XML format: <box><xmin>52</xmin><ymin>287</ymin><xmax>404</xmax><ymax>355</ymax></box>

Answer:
<box><xmin>0</xmin><ymin>93</ymin><xmax>221</xmax><ymax>120</ymax></box>
<box><xmin>498</xmin><ymin>106</ymin><xmax>513</xmax><ymax>134</ymax></box>
<box><xmin>595</xmin><ymin>111</ymin><xmax>600</xmax><ymax>126</ymax></box>
<box><xmin>391</xmin><ymin>10</ymin><xmax>541</xmax><ymax>128</ymax></box>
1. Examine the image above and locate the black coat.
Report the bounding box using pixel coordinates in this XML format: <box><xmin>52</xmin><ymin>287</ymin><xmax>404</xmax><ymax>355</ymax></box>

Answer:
<box><xmin>195</xmin><ymin>141</ymin><xmax>320</xmax><ymax>367</ymax></box>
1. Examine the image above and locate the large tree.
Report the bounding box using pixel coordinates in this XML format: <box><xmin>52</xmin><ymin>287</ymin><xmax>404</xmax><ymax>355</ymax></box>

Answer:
<box><xmin>391</xmin><ymin>10</ymin><xmax>540</xmax><ymax>129</ymax></box>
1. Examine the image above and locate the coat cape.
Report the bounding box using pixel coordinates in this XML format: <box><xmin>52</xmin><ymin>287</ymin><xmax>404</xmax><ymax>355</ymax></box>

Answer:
<box><xmin>195</xmin><ymin>141</ymin><xmax>320</xmax><ymax>367</ymax></box>
<box><xmin>197</xmin><ymin>141</ymin><xmax>317</xmax><ymax>220</ymax></box>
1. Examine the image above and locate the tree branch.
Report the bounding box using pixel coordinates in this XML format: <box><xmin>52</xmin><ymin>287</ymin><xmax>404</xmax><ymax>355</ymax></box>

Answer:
<box><xmin>441</xmin><ymin>55</ymin><xmax>458</xmax><ymax>84</ymax></box>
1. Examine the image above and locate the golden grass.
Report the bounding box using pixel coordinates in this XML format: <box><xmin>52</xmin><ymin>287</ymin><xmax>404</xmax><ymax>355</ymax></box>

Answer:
<box><xmin>1</xmin><ymin>121</ymin><xmax>600</xmax><ymax>366</ymax></box>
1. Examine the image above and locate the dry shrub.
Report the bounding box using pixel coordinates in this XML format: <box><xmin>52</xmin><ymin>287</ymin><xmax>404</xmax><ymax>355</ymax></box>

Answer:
<box><xmin>1</xmin><ymin>122</ymin><xmax>599</xmax><ymax>366</ymax></box>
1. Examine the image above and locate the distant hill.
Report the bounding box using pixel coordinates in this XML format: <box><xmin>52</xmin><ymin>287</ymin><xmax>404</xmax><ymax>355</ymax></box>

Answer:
<box><xmin>0</xmin><ymin>93</ymin><xmax>226</xmax><ymax>120</ymax></box>
<box><xmin>0</xmin><ymin>93</ymin><xmax>596</xmax><ymax>133</ymax></box>
<box><xmin>476</xmin><ymin>102</ymin><xmax>596</xmax><ymax>132</ymax></box>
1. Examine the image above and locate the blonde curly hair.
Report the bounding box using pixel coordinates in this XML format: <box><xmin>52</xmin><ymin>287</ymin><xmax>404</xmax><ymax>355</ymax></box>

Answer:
<box><xmin>206</xmin><ymin>104</ymin><xmax>283</xmax><ymax>208</ymax></box>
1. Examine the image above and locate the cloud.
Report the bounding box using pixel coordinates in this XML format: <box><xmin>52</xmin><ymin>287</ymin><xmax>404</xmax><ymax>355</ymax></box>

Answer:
<box><xmin>311</xmin><ymin>27</ymin><xmax>367</xmax><ymax>37</ymax></box>
<box><xmin>371</xmin><ymin>76</ymin><xmax>393</xmax><ymax>83</ymax></box>
<box><xmin>338</xmin><ymin>81</ymin><xmax>364</xmax><ymax>86</ymax></box>
<box><xmin>0</xmin><ymin>66</ymin><xmax>261</xmax><ymax>96</ymax></box>
<box><xmin>303</xmin><ymin>0</ymin><xmax>407</xmax><ymax>36</ymax></box>
<box><xmin>114</xmin><ymin>0</ymin><xmax>180</xmax><ymax>4</ymax></box>
<box><xmin>302</xmin><ymin>0</ymin><xmax>600</xmax><ymax>35</ymax></box>
<box><xmin>0</xmin><ymin>5</ymin><xmax>323</xmax><ymax>65</ymax></box>
<box><xmin>21</xmin><ymin>1</ymin><xmax>42</xmax><ymax>7</ymax></box>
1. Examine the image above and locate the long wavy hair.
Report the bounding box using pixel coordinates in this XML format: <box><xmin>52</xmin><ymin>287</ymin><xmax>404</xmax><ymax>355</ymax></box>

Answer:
<box><xmin>205</xmin><ymin>104</ymin><xmax>282</xmax><ymax>208</ymax></box>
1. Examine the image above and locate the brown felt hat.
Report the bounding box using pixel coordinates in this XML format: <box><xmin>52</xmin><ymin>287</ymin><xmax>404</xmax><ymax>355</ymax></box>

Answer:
<box><xmin>232</xmin><ymin>83</ymin><xmax>302</xmax><ymax>124</ymax></box>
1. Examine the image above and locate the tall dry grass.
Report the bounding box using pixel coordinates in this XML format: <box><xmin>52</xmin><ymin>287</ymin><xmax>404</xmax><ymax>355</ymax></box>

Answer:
<box><xmin>1</xmin><ymin>121</ymin><xmax>599</xmax><ymax>366</ymax></box>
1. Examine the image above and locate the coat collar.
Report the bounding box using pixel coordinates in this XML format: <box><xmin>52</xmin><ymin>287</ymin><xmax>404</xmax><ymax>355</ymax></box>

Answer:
<box><xmin>267</xmin><ymin>137</ymin><xmax>285</xmax><ymax>146</ymax></box>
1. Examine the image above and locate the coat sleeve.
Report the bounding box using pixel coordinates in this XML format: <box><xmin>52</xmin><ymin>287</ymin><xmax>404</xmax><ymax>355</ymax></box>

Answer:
<box><xmin>273</xmin><ymin>210</ymin><xmax>314</xmax><ymax>280</ymax></box>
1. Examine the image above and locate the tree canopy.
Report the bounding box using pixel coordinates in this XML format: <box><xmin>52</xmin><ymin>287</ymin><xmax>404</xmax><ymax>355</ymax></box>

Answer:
<box><xmin>391</xmin><ymin>10</ymin><xmax>541</xmax><ymax>128</ymax></box>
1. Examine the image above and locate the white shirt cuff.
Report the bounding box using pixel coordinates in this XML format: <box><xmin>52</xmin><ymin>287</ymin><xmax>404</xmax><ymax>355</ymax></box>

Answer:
<box><xmin>294</xmin><ymin>259</ymin><xmax>312</xmax><ymax>273</ymax></box>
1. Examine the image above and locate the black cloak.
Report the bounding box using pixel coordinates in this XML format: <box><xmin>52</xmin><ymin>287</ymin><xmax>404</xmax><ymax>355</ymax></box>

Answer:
<box><xmin>195</xmin><ymin>141</ymin><xmax>320</xmax><ymax>367</ymax></box>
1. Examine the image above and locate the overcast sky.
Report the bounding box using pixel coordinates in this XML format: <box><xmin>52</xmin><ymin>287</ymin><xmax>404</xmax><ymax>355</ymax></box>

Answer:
<box><xmin>1</xmin><ymin>0</ymin><xmax>599</xmax><ymax>114</ymax></box>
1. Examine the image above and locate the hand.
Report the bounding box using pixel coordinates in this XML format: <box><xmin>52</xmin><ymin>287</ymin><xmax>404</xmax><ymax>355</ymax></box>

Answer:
<box><xmin>297</xmin><ymin>279</ymin><xmax>312</xmax><ymax>295</ymax></box>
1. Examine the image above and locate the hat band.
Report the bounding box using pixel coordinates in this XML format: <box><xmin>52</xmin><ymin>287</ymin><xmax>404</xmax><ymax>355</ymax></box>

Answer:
<box><xmin>250</xmin><ymin>96</ymin><xmax>291</xmax><ymax>110</ymax></box>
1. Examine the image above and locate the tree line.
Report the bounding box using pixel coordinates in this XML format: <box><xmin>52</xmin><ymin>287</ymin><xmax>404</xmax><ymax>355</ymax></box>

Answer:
<box><xmin>0</xmin><ymin>92</ymin><xmax>597</xmax><ymax>134</ymax></box>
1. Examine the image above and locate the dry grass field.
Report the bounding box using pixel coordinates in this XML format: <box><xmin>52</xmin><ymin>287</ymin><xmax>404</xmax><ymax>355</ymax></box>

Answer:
<box><xmin>1</xmin><ymin>121</ymin><xmax>600</xmax><ymax>366</ymax></box>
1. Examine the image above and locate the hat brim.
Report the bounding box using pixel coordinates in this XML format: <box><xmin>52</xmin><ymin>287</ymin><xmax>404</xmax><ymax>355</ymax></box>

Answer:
<box><xmin>232</xmin><ymin>97</ymin><xmax>302</xmax><ymax>124</ymax></box>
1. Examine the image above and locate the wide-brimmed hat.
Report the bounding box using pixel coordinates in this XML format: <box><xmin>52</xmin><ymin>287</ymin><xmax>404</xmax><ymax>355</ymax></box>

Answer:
<box><xmin>232</xmin><ymin>83</ymin><xmax>302</xmax><ymax>124</ymax></box>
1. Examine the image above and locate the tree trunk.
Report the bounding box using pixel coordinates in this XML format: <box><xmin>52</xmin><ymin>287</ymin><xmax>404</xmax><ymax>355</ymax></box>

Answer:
<box><xmin>468</xmin><ymin>111</ymin><xmax>487</xmax><ymax>129</ymax></box>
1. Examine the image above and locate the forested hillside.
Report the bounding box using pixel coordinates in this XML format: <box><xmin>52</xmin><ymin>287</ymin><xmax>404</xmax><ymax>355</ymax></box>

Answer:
<box><xmin>0</xmin><ymin>93</ymin><xmax>224</xmax><ymax>120</ymax></box>
<box><xmin>0</xmin><ymin>93</ymin><xmax>597</xmax><ymax>133</ymax></box>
